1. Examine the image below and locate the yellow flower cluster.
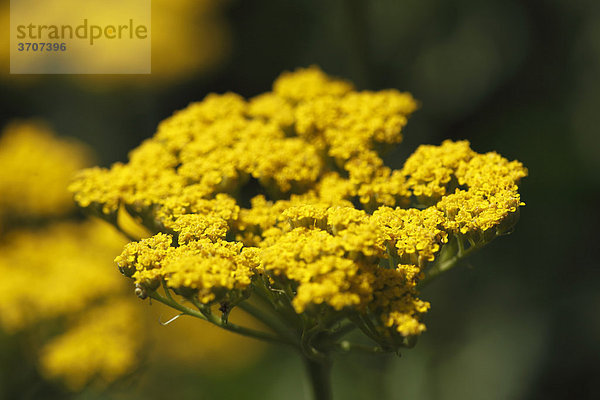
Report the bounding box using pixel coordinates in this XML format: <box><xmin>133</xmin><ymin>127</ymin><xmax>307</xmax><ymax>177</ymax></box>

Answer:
<box><xmin>0</xmin><ymin>121</ymin><xmax>90</xmax><ymax>227</ymax></box>
<box><xmin>0</xmin><ymin>122</ymin><xmax>263</xmax><ymax>391</ymax></box>
<box><xmin>71</xmin><ymin>67</ymin><xmax>417</xmax><ymax>220</ymax></box>
<box><xmin>402</xmin><ymin>140</ymin><xmax>528</xmax><ymax>235</ymax></box>
<box><xmin>372</xmin><ymin>206</ymin><xmax>448</xmax><ymax>266</ymax></box>
<box><xmin>71</xmin><ymin>67</ymin><xmax>527</xmax><ymax>339</ymax></box>
<box><xmin>116</xmin><ymin>232</ymin><xmax>259</xmax><ymax>304</ymax></box>
<box><xmin>0</xmin><ymin>221</ymin><xmax>126</xmax><ymax>332</ymax></box>
<box><xmin>39</xmin><ymin>300</ymin><xmax>141</xmax><ymax>390</ymax></box>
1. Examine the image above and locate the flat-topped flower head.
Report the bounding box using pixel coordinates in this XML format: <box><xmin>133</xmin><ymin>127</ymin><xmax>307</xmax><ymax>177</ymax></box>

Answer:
<box><xmin>71</xmin><ymin>67</ymin><xmax>527</xmax><ymax>353</ymax></box>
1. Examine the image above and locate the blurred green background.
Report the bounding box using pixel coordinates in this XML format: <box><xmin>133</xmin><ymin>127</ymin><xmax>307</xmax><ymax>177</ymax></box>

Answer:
<box><xmin>1</xmin><ymin>0</ymin><xmax>598</xmax><ymax>399</ymax></box>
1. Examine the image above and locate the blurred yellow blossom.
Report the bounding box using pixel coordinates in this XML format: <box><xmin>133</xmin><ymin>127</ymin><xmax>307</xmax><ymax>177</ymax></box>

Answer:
<box><xmin>39</xmin><ymin>300</ymin><xmax>141</xmax><ymax>391</ymax></box>
<box><xmin>0</xmin><ymin>121</ymin><xmax>91</xmax><ymax>225</ymax></box>
<box><xmin>150</xmin><ymin>0</ymin><xmax>231</xmax><ymax>83</ymax></box>
<box><xmin>0</xmin><ymin>220</ymin><xmax>126</xmax><ymax>332</ymax></box>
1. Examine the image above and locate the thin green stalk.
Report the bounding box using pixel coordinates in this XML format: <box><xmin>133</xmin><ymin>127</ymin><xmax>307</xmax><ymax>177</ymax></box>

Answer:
<box><xmin>301</xmin><ymin>325</ymin><xmax>328</xmax><ymax>362</ymax></box>
<box><xmin>148</xmin><ymin>291</ymin><xmax>292</xmax><ymax>346</ymax></box>
<box><xmin>328</xmin><ymin>322</ymin><xmax>357</xmax><ymax>342</ymax></box>
<box><xmin>421</xmin><ymin>237</ymin><xmax>483</xmax><ymax>285</ymax></box>
<box><xmin>161</xmin><ymin>280</ymin><xmax>175</xmax><ymax>302</ymax></box>
<box><xmin>304</xmin><ymin>357</ymin><xmax>333</xmax><ymax>400</ymax></box>
<box><xmin>386</xmin><ymin>243</ymin><xmax>397</xmax><ymax>269</ymax></box>
<box><xmin>237</xmin><ymin>301</ymin><xmax>298</xmax><ymax>345</ymax></box>
<box><xmin>359</xmin><ymin>313</ymin><xmax>386</xmax><ymax>346</ymax></box>
<box><xmin>253</xmin><ymin>279</ymin><xmax>303</xmax><ymax>329</ymax></box>
<box><xmin>349</xmin><ymin>315</ymin><xmax>379</xmax><ymax>344</ymax></box>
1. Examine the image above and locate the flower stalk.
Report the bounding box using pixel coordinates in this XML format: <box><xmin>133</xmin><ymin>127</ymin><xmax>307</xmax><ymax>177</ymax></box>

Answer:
<box><xmin>304</xmin><ymin>357</ymin><xmax>333</xmax><ymax>400</ymax></box>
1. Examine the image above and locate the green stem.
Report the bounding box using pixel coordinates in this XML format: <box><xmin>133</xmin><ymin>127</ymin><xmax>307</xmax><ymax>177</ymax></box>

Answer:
<box><xmin>253</xmin><ymin>278</ymin><xmax>303</xmax><ymax>329</ymax></box>
<box><xmin>161</xmin><ymin>280</ymin><xmax>175</xmax><ymax>302</ymax></box>
<box><xmin>237</xmin><ymin>301</ymin><xmax>298</xmax><ymax>345</ymax></box>
<box><xmin>386</xmin><ymin>244</ymin><xmax>397</xmax><ymax>269</ymax></box>
<box><xmin>149</xmin><ymin>291</ymin><xmax>292</xmax><ymax>346</ymax></box>
<box><xmin>349</xmin><ymin>315</ymin><xmax>380</xmax><ymax>345</ymax></box>
<box><xmin>301</xmin><ymin>325</ymin><xmax>327</xmax><ymax>362</ymax></box>
<box><xmin>328</xmin><ymin>322</ymin><xmax>357</xmax><ymax>342</ymax></box>
<box><xmin>304</xmin><ymin>357</ymin><xmax>333</xmax><ymax>400</ymax></box>
<box><xmin>421</xmin><ymin>237</ymin><xmax>482</xmax><ymax>286</ymax></box>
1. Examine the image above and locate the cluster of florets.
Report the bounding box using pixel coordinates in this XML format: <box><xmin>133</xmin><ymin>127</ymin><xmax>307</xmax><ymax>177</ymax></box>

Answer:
<box><xmin>71</xmin><ymin>67</ymin><xmax>527</xmax><ymax>340</ymax></box>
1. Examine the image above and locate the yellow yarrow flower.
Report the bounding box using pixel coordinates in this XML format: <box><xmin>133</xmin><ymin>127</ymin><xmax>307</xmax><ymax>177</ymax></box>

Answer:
<box><xmin>71</xmin><ymin>67</ymin><xmax>527</xmax><ymax>351</ymax></box>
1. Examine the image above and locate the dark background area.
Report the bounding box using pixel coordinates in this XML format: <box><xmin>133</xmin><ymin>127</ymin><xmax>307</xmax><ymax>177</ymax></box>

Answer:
<box><xmin>1</xmin><ymin>0</ymin><xmax>598</xmax><ymax>399</ymax></box>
